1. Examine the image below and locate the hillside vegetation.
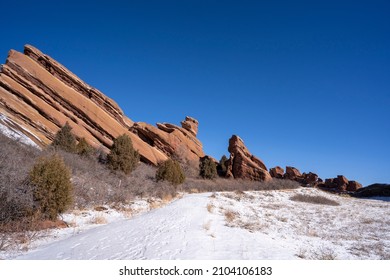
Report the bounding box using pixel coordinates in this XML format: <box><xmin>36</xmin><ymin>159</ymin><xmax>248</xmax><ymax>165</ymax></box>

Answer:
<box><xmin>0</xmin><ymin>130</ymin><xmax>300</xmax><ymax>235</ymax></box>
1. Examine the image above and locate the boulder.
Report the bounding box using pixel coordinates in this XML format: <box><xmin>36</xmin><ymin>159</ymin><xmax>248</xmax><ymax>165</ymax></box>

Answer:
<box><xmin>324</xmin><ymin>178</ymin><xmax>336</xmax><ymax>188</ymax></box>
<box><xmin>225</xmin><ymin>135</ymin><xmax>271</xmax><ymax>181</ymax></box>
<box><xmin>180</xmin><ymin>116</ymin><xmax>199</xmax><ymax>136</ymax></box>
<box><xmin>347</xmin><ymin>181</ymin><xmax>363</xmax><ymax>192</ymax></box>
<box><xmin>335</xmin><ymin>175</ymin><xmax>349</xmax><ymax>186</ymax></box>
<box><xmin>285</xmin><ymin>166</ymin><xmax>302</xmax><ymax>180</ymax></box>
<box><xmin>334</xmin><ymin>175</ymin><xmax>349</xmax><ymax>192</ymax></box>
<box><xmin>302</xmin><ymin>172</ymin><xmax>319</xmax><ymax>185</ymax></box>
<box><xmin>269</xmin><ymin>166</ymin><xmax>284</xmax><ymax>179</ymax></box>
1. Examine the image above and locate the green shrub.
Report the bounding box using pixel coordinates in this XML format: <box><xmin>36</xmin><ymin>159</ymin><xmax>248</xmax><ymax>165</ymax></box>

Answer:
<box><xmin>156</xmin><ymin>159</ymin><xmax>185</xmax><ymax>185</ymax></box>
<box><xmin>29</xmin><ymin>154</ymin><xmax>73</xmax><ymax>220</ymax></box>
<box><xmin>76</xmin><ymin>137</ymin><xmax>94</xmax><ymax>157</ymax></box>
<box><xmin>218</xmin><ymin>155</ymin><xmax>228</xmax><ymax>175</ymax></box>
<box><xmin>199</xmin><ymin>156</ymin><xmax>218</xmax><ymax>179</ymax></box>
<box><xmin>107</xmin><ymin>134</ymin><xmax>139</xmax><ymax>174</ymax></box>
<box><xmin>51</xmin><ymin>122</ymin><xmax>77</xmax><ymax>153</ymax></box>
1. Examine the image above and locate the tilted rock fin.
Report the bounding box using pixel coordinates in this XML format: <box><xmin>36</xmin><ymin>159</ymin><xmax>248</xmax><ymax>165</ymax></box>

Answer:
<box><xmin>225</xmin><ymin>135</ymin><xmax>271</xmax><ymax>181</ymax></box>
<box><xmin>0</xmin><ymin>45</ymin><xmax>205</xmax><ymax>165</ymax></box>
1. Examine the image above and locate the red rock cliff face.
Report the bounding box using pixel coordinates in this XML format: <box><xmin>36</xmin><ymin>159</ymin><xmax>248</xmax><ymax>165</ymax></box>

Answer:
<box><xmin>225</xmin><ymin>135</ymin><xmax>271</xmax><ymax>181</ymax></box>
<box><xmin>132</xmin><ymin>116</ymin><xmax>204</xmax><ymax>162</ymax></box>
<box><xmin>0</xmin><ymin>45</ymin><xmax>205</xmax><ymax>165</ymax></box>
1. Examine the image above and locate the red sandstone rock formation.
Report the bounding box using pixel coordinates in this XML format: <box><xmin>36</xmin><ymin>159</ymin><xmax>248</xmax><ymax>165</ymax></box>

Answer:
<box><xmin>285</xmin><ymin>166</ymin><xmax>302</xmax><ymax>180</ymax></box>
<box><xmin>269</xmin><ymin>166</ymin><xmax>284</xmax><ymax>179</ymax></box>
<box><xmin>320</xmin><ymin>175</ymin><xmax>362</xmax><ymax>193</ymax></box>
<box><xmin>347</xmin><ymin>181</ymin><xmax>363</xmax><ymax>192</ymax></box>
<box><xmin>131</xmin><ymin>117</ymin><xmax>204</xmax><ymax>163</ymax></box>
<box><xmin>0</xmin><ymin>45</ymin><xmax>206</xmax><ymax>165</ymax></box>
<box><xmin>225</xmin><ymin>135</ymin><xmax>271</xmax><ymax>181</ymax></box>
<box><xmin>180</xmin><ymin>116</ymin><xmax>198</xmax><ymax>137</ymax></box>
<box><xmin>302</xmin><ymin>172</ymin><xmax>319</xmax><ymax>185</ymax></box>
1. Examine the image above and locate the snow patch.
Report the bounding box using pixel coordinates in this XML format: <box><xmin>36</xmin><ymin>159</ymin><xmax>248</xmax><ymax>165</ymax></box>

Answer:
<box><xmin>0</xmin><ymin>114</ymin><xmax>41</xmax><ymax>148</ymax></box>
<box><xmin>3</xmin><ymin>188</ymin><xmax>389</xmax><ymax>260</ymax></box>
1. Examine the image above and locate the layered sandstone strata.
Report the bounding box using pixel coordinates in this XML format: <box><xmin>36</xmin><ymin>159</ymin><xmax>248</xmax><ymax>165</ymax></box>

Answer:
<box><xmin>0</xmin><ymin>45</ymin><xmax>205</xmax><ymax>165</ymax></box>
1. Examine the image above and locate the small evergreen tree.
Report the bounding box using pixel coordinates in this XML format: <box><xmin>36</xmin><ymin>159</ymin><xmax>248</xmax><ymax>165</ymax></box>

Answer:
<box><xmin>218</xmin><ymin>155</ymin><xmax>228</xmax><ymax>176</ymax></box>
<box><xmin>51</xmin><ymin>122</ymin><xmax>77</xmax><ymax>153</ymax></box>
<box><xmin>156</xmin><ymin>159</ymin><xmax>185</xmax><ymax>185</ymax></box>
<box><xmin>76</xmin><ymin>137</ymin><xmax>94</xmax><ymax>157</ymax></box>
<box><xmin>107</xmin><ymin>134</ymin><xmax>139</xmax><ymax>174</ymax></box>
<box><xmin>199</xmin><ymin>156</ymin><xmax>218</xmax><ymax>179</ymax></box>
<box><xmin>29</xmin><ymin>154</ymin><xmax>73</xmax><ymax>220</ymax></box>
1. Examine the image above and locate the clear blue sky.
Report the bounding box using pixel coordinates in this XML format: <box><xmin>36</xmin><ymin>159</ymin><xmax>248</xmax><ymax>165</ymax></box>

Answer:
<box><xmin>1</xmin><ymin>0</ymin><xmax>389</xmax><ymax>185</ymax></box>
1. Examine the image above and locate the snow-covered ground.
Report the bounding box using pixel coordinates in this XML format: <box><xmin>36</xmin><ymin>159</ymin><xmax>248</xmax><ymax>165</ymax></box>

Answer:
<box><xmin>0</xmin><ymin>114</ymin><xmax>41</xmax><ymax>148</ymax></box>
<box><xmin>0</xmin><ymin>198</ymin><xmax>163</xmax><ymax>259</ymax></box>
<box><xmin>5</xmin><ymin>188</ymin><xmax>389</xmax><ymax>260</ymax></box>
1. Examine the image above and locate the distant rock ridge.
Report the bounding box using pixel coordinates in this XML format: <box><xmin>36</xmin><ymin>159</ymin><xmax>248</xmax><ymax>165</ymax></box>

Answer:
<box><xmin>268</xmin><ymin>164</ymin><xmax>362</xmax><ymax>193</ymax></box>
<box><xmin>0</xmin><ymin>44</ymin><xmax>204</xmax><ymax>165</ymax></box>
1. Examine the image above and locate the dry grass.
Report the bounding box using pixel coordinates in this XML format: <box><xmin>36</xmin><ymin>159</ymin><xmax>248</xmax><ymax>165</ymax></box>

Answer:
<box><xmin>310</xmin><ymin>247</ymin><xmax>337</xmax><ymax>260</ymax></box>
<box><xmin>0</xmin><ymin>217</ymin><xmax>48</xmax><ymax>253</ymax></box>
<box><xmin>221</xmin><ymin>191</ymin><xmax>259</xmax><ymax>203</ymax></box>
<box><xmin>94</xmin><ymin>206</ymin><xmax>108</xmax><ymax>212</ymax></box>
<box><xmin>296</xmin><ymin>247</ymin><xmax>337</xmax><ymax>260</ymax></box>
<box><xmin>0</xmin><ymin>134</ymin><xmax>39</xmax><ymax>226</ymax></box>
<box><xmin>161</xmin><ymin>193</ymin><xmax>174</xmax><ymax>203</ymax></box>
<box><xmin>148</xmin><ymin>199</ymin><xmax>162</xmax><ymax>210</ymax></box>
<box><xmin>290</xmin><ymin>194</ymin><xmax>340</xmax><ymax>206</ymax></box>
<box><xmin>276</xmin><ymin>216</ymin><xmax>288</xmax><ymax>223</ymax></box>
<box><xmin>89</xmin><ymin>214</ymin><xmax>107</xmax><ymax>225</ymax></box>
<box><xmin>122</xmin><ymin>209</ymin><xmax>134</xmax><ymax>219</ymax></box>
<box><xmin>349</xmin><ymin>241</ymin><xmax>390</xmax><ymax>260</ymax></box>
<box><xmin>238</xmin><ymin>221</ymin><xmax>268</xmax><ymax>232</ymax></box>
<box><xmin>0</xmin><ymin>234</ymin><xmax>11</xmax><ymax>251</ymax></box>
<box><xmin>181</xmin><ymin>177</ymin><xmax>300</xmax><ymax>193</ymax></box>
<box><xmin>224</xmin><ymin>209</ymin><xmax>237</xmax><ymax>223</ymax></box>
<box><xmin>207</xmin><ymin>203</ymin><xmax>215</xmax><ymax>213</ymax></box>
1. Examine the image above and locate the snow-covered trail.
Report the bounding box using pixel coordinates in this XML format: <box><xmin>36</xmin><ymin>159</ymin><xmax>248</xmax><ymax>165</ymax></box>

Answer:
<box><xmin>15</xmin><ymin>193</ymin><xmax>295</xmax><ymax>260</ymax></box>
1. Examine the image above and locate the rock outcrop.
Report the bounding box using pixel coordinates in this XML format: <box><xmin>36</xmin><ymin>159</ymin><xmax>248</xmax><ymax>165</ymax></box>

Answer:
<box><xmin>272</xmin><ymin>166</ymin><xmax>321</xmax><ymax>186</ymax></box>
<box><xmin>347</xmin><ymin>181</ymin><xmax>363</xmax><ymax>192</ymax></box>
<box><xmin>354</xmin><ymin>183</ymin><xmax>390</xmax><ymax>197</ymax></box>
<box><xmin>0</xmin><ymin>45</ymin><xmax>206</xmax><ymax>165</ymax></box>
<box><xmin>225</xmin><ymin>135</ymin><xmax>271</xmax><ymax>181</ymax></box>
<box><xmin>285</xmin><ymin>166</ymin><xmax>302</xmax><ymax>180</ymax></box>
<box><xmin>319</xmin><ymin>175</ymin><xmax>363</xmax><ymax>193</ymax></box>
<box><xmin>302</xmin><ymin>172</ymin><xmax>319</xmax><ymax>185</ymax></box>
<box><xmin>180</xmin><ymin>116</ymin><xmax>198</xmax><ymax>137</ymax></box>
<box><xmin>131</xmin><ymin>117</ymin><xmax>204</xmax><ymax>163</ymax></box>
<box><xmin>269</xmin><ymin>166</ymin><xmax>284</xmax><ymax>179</ymax></box>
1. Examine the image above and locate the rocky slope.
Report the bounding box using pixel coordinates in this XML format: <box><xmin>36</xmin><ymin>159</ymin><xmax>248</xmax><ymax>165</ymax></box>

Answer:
<box><xmin>0</xmin><ymin>45</ymin><xmax>204</xmax><ymax>165</ymax></box>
